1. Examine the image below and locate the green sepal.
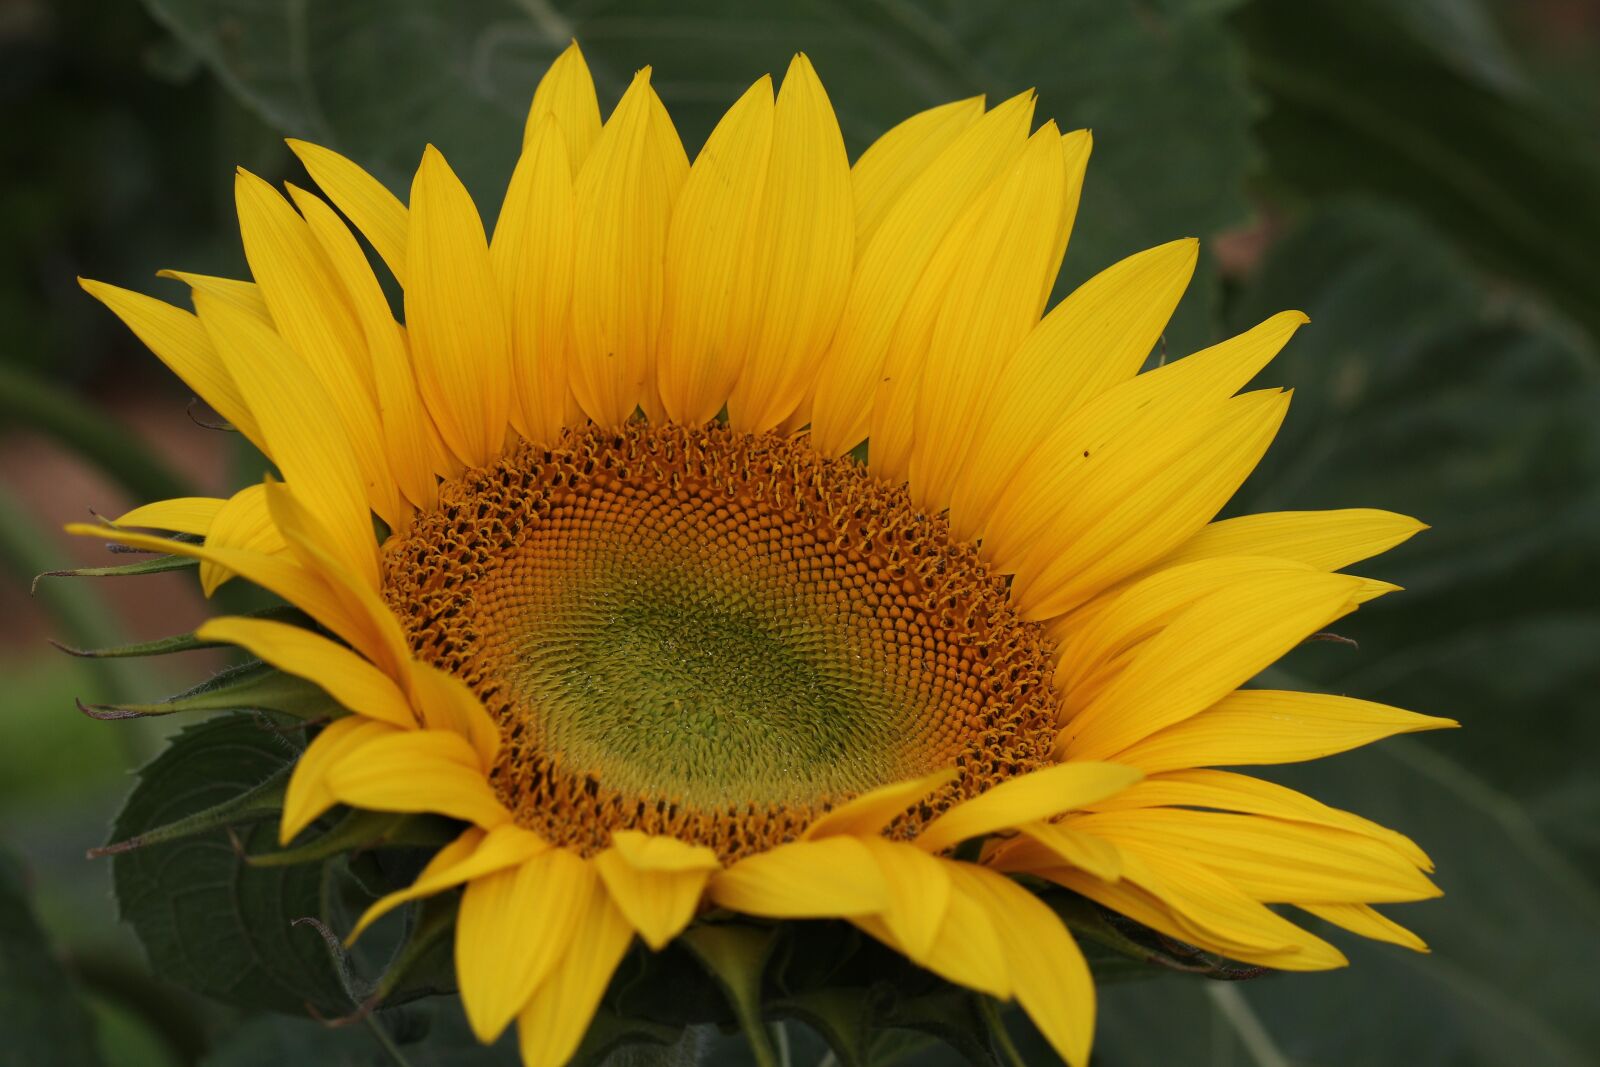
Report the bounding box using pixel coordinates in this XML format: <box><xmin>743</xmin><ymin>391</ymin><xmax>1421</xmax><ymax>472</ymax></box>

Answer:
<box><xmin>1045</xmin><ymin>888</ymin><xmax>1265</xmax><ymax>981</ymax></box>
<box><xmin>249</xmin><ymin>810</ymin><xmax>458</xmax><ymax>868</ymax></box>
<box><xmin>90</xmin><ymin>762</ymin><xmax>288</xmax><ymax>858</ymax></box>
<box><xmin>877</xmin><ymin>989</ymin><xmax>1000</xmax><ymax>1067</ymax></box>
<box><xmin>679</xmin><ymin>923</ymin><xmax>783</xmax><ymax>1067</ymax></box>
<box><xmin>373</xmin><ymin>891</ymin><xmax>459</xmax><ymax>1005</ymax></box>
<box><xmin>52</xmin><ymin>604</ymin><xmax>307</xmax><ymax>660</ymax></box>
<box><xmin>766</xmin><ymin>987</ymin><xmax>874</xmax><ymax>1067</ymax></box>
<box><xmin>78</xmin><ymin>658</ymin><xmax>341</xmax><ymax>720</ymax></box>
<box><xmin>34</xmin><ymin>551</ymin><xmax>197</xmax><ymax>589</ymax></box>
<box><xmin>571</xmin><ymin>1010</ymin><xmax>691</xmax><ymax>1067</ymax></box>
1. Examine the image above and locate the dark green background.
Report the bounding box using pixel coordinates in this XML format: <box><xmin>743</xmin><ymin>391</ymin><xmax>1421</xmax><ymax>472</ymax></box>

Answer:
<box><xmin>3</xmin><ymin>0</ymin><xmax>1598</xmax><ymax>1064</ymax></box>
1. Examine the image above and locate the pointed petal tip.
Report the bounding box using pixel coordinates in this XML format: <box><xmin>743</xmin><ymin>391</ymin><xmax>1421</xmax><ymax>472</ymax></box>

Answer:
<box><xmin>785</xmin><ymin>52</ymin><xmax>820</xmax><ymax>81</ymax></box>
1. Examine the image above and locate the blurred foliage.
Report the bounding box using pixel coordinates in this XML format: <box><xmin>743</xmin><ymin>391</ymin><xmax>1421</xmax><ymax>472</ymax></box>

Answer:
<box><xmin>3</xmin><ymin>0</ymin><xmax>1599</xmax><ymax>1064</ymax></box>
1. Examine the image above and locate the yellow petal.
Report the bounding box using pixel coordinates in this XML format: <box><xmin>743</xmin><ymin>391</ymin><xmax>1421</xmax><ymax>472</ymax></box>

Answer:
<box><xmin>1043</xmin><ymin>846</ymin><xmax>1347</xmax><ymax>970</ymax></box>
<box><xmin>850</xmin><ymin>96</ymin><xmax>985</xmax><ymax>249</ymax></box>
<box><xmin>199</xmin><ymin>483</ymin><xmax>289</xmax><ymax>595</ymax></box>
<box><xmin>349</xmin><ymin>824</ymin><xmax>549</xmax><ymax>941</ymax></box>
<box><xmin>982</xmin><ymin>310</ymin><xmax>1307</xmax><ymax>571</ymax></box>
<box><xmin>78</xmin><ymin>280</ymin><xmax>263</xmax><ymax>448</ymax></box>
<box><xmin>1300</xmin><ymin>902</ymin><xmax>1428</xmax><ymax>952</ymax></box>
<box><xmin>1042</xmin><ymin>130</ymin><xmax>1093</xmax><ymax>308</ymax></box>
<box><xmin>1162</xmin><ymin>508</ymin><xmax>1429</xmax><ymax>572</ymax></box>
<box><xmin>1113</xmin><ymin>688</ymin><xmax>1458</xmax><ymax>775</ymax></box>
<box><xmin>286</xmin><ymin>139</ymin><xmax>409</xmax><ymax>284</ymax></box>
<box><xmin>1049</xmin><ymin>555</ymin><xmax>1314</xmax><ymax>704</ymax></box>
<box><xmin>1086</xmin><ymin>768</ymin><xmax>1432</xmax><ymax>869</ymax></box>
<box><xmin>856</xmin><ymin>836</ymin><xmax>951</xmax><ymax>961</ymax></box>
<box><xmin>569</xmin><ymin>68</ymin><xmax>687</xmax><ymax>427</ymax></box>
<box><xmin>987</xmin><ymin>821</ymin><xmax>1124</xmax><ymax>882</ymax></box>
<box><xmin>708</xmin><ymin>836</ymin><xmax>887</xmax><ymax>917</ymax></box>
<box><xmin>946</xmin><ymin>238</ymin><xmax>1198</xmax><ymax>541</ymax></box>
<box><xmin>406</xmin><ymin>145</ymin><xmax>512</xmax><ymax>468</ymax></box>
<box><xmin>405</xmin><ymin>659</ymin><xmax>501</xmax><ymax>769</ymax></box>
<box><xmin>957</xmin><ymin>864</ymin><xmax>1095</xmax><ymax>1067</ymax></box>
<box><xmin>1011</xmin><ymin>389</ymin><xmax>1295</xmax><ymax>620</ymax></box>
<box><xmin>114</xmin><ymin>496</ymin><xmax>223</xmax><ymax>534</ymax></box>
<box><xmin>291</xmin><ymin>184</ymin><xmax>439</xmax><ymax>513</ymax></box>
<box><xmin>1059</xmin><ymin>569</ymin><xmax>1365</xmax><ymax>759</ymax></box>
<box><xmin>492</xmin><ymin>114</ymin><xmax>576</xmax><ymax>444</ymax></box>
<box><xmin>515</xmin><ymin>881</ymin><xmax>634</xmax><ymax>1067</ymax></box>
<box><xmin>726</xmin><ymin>54</ymin><xmax>855</xmax><ymax>433</ymax></box>
<box><xmin>525</xmin><ymin>40</ymin><xmax>602</xmax><ymax>170</ymax></box>
<box><xmin>235</xmin><ymin>170</ymin><xmax>401</xmax><ymax>526</ymax></box>
<box><xmin>608</xmin><ymin>831</ymin><xmax>721</xmax><ymax>873</ymax></box>
<box><xmin>256</xmin><ymin>478</ymin><xmax>413</xmax><ymax>682</ymax></box>
<box><xmin>895</xmin><ymin>123</ymin><xmax>1076</xmax><ymax>504</ymax></box>
<box><xmin>281</xmin><ymin>717</ymin><xmax>397</xmax><ymax>843</ymax></box>
<box><xmin>657</xmin><ymin>75</ymin><xmax>775</xmax><ymax>426</ymax></box>
<box><xmin>915</xmin><ymin>761</ymin><xmax>1143</xmax><ymax>854</ymax></box>
<box><xmin>324</xmin><ymin>729</ymin><xmax>511</xmax><ymax>830</ymax></box>
<box><xmin>853</xmin><ymin>860</ymin><xmax>1010</xmax><ymax>999</ymax></box>
<box><xmin>156</xmin><ymin>270</ymin><xmax>270</xmax><ymax>323</ymax></box>
<box><xmin>458</xmin><ymin>847</ymin><xmax>591</xmax><ymax>1043</ymax></box>
<box><xmin>595</xmin><ymin>845</ymin><xmax>714</xmax><ymax>950</ymax></box>
<box><xmin>802</xmin><ymin>768</ymin><xmax>957</xmax><ymax>840</ymax></box>
<box><xmin>808</xmin><ymin>91</ymin><xmax>1035</xmax><ymax>457</ymax></box>
<box><xmin>1072</xmin><ymin>808</ymin><xmax>1439</xmax><ymax>904</ymax></box>
<box><xmin>194</xmin><ymin>615</ymin><xmax>416</xmax><ymax>730</ymax></box>
<box><xmin>193</xmin><ymin>291</ymin><xmax>380</xmax><ymax>590</ymax></box>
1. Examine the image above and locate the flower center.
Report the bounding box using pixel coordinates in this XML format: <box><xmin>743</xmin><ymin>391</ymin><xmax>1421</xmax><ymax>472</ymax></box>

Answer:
<box><xmin>383</xmin><ymin>424</ymin><xmax>1059</xmax><ymax>860</ymax></box>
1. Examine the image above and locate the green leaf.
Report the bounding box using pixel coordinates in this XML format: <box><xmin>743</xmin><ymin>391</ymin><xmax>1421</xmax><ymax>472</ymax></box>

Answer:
<box><xmin>0</xmin><ymin>849</ymin><xmax>109</xmax><ymax>1067</ymax></box>
<box><xmin>1064</xmin><ymin>199</ymin><xmax>1600</xmax><ymax>1064</ymax></box>
<box><xmin>137</xmin><ymin>0</ymin><xmax>1258</xmax><ymax>355</ymax></box>
<box><xmin>1234</xmin><ymin>0</ymin><xmax>1600</xmax><ymax>346</ymax></box>
<box><xmin>199</xmin><ymin>1001</ymin><xmax>521</xmax><ymax>1066</ymax></box>
<box><xmin>109</xmin><ymin>713</ymin><xmax>356</xmax><ymax>1016</ymax></box>
<box><xmin>1226</xmin><ymin>200</ymin><xmax>1600</xmax><ymax>879</ymax></box>
<box><xmin>1081</xmin><ymin>740</ymin><xmax>1600</xmax><ymax>1066</ymax></box>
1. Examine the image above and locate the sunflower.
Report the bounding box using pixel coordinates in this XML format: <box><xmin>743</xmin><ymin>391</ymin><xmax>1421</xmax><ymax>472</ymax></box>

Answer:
<box><xmin>72</xmin><ymin>41</ymin><xmax>1454</xmax><ymax>1067</ymax></box>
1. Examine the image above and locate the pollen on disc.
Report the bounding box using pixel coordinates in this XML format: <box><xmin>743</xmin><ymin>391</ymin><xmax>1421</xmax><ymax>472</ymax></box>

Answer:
<box><xmin>383</xmin><ymin>423</ymin><xmax>1059</xmax><ymax>861</ymax></box>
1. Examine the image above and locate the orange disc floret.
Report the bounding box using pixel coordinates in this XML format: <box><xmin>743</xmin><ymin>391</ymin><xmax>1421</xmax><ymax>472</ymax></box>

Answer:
<box><xmin>383</xmin><ymin>423</ymin><xmax>1059</xmax><ymax>861</ymax></box>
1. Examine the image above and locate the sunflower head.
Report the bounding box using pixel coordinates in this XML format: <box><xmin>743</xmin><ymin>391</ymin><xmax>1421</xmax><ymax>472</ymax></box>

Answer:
<box><xmin>73</xmin><ymin>39</ymin><xmax>1453</xmax><ymax>1067</ymax></box>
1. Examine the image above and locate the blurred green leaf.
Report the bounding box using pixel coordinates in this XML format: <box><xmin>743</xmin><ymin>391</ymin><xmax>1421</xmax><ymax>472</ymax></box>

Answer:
<box><xmin>1235</xmin><ymin>0</ymin><xmax>1600</xmax><ymax>346</ymax></box>
<box><xmin>1042</xmin><ymin>197</ymin><xmax>1600</xmax><ymax>1064</ymax></box>
<box><xmin>1228</xmin><ymin>200</ymin><xmax>1600</xmax><ymax>878</ymax></box>
<box><xmin>199</xmin><ymin>1000</ymin><xmax>519</xmax><ymax>1066</ymax></box>
<box><xmin>137</xmin><ymin>0</ymin><xmax>1258</xmax><ymax>354</ymax></box>
<box><xmin>1080</xmin><ymin>739</ymin><xmax>1600</xmax><ymax>1066</ymax></box>
<box><xmin>109</xmin><ymin>713</ymin><xmax>355</xmax><ymax>1016</ymax></box>
<box><xmin>0</xmin><ymin>849</ymin><xmax>109</xmax><ymax>1067</ymax></box>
